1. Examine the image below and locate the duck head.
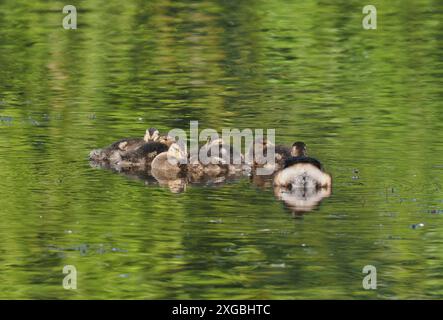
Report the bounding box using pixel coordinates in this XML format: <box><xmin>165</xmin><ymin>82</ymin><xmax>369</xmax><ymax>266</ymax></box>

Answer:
<box><xmin>158</xmin><ymin>134</ymin><xmax>176</xmax><ymax>147</ymax></box>
<box><xmin>144</xmin><ymin>127</ymin><xmax>160</xmax><ymax>142</ymax></box>
<box><xmin>291</xmin><ymin>141</ymin><xmax>307</xmax><ymax>157</ymax></box>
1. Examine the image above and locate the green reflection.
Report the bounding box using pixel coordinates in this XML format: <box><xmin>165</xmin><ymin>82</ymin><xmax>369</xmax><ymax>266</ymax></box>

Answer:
<box><xmin>0</xmin><ymin>0</ymin><xmax>442</xmax><ymax>299</ymax></box>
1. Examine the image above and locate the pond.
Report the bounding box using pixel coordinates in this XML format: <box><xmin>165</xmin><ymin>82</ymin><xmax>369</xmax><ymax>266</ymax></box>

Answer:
<box><xmin>0</xmin><ymin>0</ymin><xmax>442</xmax><ymax>299</ymax></box>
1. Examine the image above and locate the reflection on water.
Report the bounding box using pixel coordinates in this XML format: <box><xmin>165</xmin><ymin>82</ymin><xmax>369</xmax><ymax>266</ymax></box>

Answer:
<box><xmin>0</xmin><ymin>0</ymin><xmax>442</xmax><ymax>299</ymax></box>
<box><xmin>274</xmin><ymin>185</ymin><xmax>332</xmax><ymax>216</ymax></box>
<box><xmin>90</xmin><ymin>151</ymin><xmax>248</xmax><ymax>194</ymax></box>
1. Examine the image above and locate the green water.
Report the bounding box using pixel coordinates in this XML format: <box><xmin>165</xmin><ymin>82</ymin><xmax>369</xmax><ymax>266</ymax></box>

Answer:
<box><xmin>0</xmin><ymin>0</ymin><xmax>442</xmax><ymax>299</ymax></box>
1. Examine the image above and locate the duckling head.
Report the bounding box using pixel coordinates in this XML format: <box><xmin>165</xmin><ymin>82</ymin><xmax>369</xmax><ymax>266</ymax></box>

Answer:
<box><xmin>158</xmin><ymin>134</ymin><xmax>176</xmax><ymax>147</ymax></box>
<box><xmin>167</xmin><ymin>142</ymin><xmax>188</xmax><ymax>165</ymax></box>
<box><xmin>291</xmin><ymin>141</ymin><xmax>307</xmax><ymax>157</ymax></box>
<box><xmin>144</xmin><ymin>127</ymin><xmax>160</xmax><ymax>142</ymax></box>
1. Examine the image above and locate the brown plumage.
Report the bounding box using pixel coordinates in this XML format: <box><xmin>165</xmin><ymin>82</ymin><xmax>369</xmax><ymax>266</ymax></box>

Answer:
<box><xmin>151</xmin><ymin>142</ymin><xmax>188</xmax><ymax>180</ymax></box>
<box><xmin>116</xmin><ymin>142</ymin><xmax>169</xmax><ymax>168</ymax></box>
<box><xmin>89</xmin><ymin>127</ymin><xmax>174</xmax><ymax>164</ymax></box>
<box><xmin>247</xmin><ymin>138</ymin><xmax>292</xmax><ymax>173</ymax></box>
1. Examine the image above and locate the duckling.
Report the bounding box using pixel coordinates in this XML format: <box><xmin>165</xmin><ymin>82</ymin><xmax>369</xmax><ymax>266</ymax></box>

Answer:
<box><xmin>111</xmin><ymin>127</ymin><xmax>159</xmax><ymax>153</ymax></box>
<box><xmin>275</xmin><ymin>144</ymin><xmax>292</xmax><ymax>168</ymax></box>
<box><xmin>246</xmin><ymin>137</ymin><xmax>265</xmax><ymax>167</ymax></box>
<box><xmin>274</xmin><ymin>142</ymin><xmax>331</xmax><ymax>189</ymax></box>
<box><xmin>187</xmin><ymin>138</ymin><xmax>238</xmax><ymax>180</ymax></box>
<box><xmin>247</xmin><ymin>138</ymin><xmax>291</xmax><ymax>173</ymax></box>
<box><xmin>206</xmin><ymin>138</ymin><xmax>244</xmax><ymax>163</ymax></box>
<box><xmin>151</xmin><ymin>142</ymin><xmax>188</xmax><ymax>180</ymax></box>
<box><xmin>89</xmin><ymin>127</ymin><xmax>174</xmax><ymax>163</ymax></box>
<box><xmin>145</xmin><ymin>127</ymin><xmax>176</xmax><ymax>148</ymax></box>
<box><xmin>116</xmin><ymin>141</ymin><xmax>170</xmax><ymax>169</ymax></box>
<box><xmin>285</xmin><ymin>141</ymin><xmax>322</xmax><ymax>169</ymax></box>
<box><xmin>205</xmin><ymin>138</ymin><xmax>243</xmax><ymax>166</ymax></box>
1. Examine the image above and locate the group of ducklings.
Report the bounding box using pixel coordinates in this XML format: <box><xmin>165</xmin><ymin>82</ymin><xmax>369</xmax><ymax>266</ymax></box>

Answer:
<box><xmin>89</xmin><ymin>128</ymin><xmax>332</xmax><ymax>192</ymax></box>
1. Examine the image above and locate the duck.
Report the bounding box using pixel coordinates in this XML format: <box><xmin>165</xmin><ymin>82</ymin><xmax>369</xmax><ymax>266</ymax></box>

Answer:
<box><xmin>206</xmin><ymin>138</ymin><xmax>244</xmax><ymax>164</ymax></box>
<box><xmin>187</xmin><ymin>138</ymin><xmax>241</xmax><ymax>180</ymax></box>
<box><xmin>89</xmin><ymin>127</ymin><xmax>174</xmax><ymax>164</ymax></box>
<box><xmin>112</xmin><ymin>127</ymin><xmax>159</xmax><ymax>152</ymax></box>
<box><xmin>151</xmin><ymin>142</ymin><xmax>188</xmax><ymax>180</ymax></box>
<box><xmin>274</xmin><ymin>142</ymin><xmax>331</xmax><ymax>189</ymax></box>
<box><xmin>115</xmin><ymin>141</ymin><xmax>170</xmax><ymax>169</ymax></box>
<box><xmin>247</xmin><ymin>138</ymin><xmax>292</xmax><ymax>174</ymax></box>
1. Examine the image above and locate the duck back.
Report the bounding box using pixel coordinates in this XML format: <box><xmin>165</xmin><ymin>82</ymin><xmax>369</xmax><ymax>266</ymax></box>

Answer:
<box><xmin>275</xmin><ymin>145</ymin><xmax>291</xmax><ymax>158</ymax></box>
<box><xmin>284</xmin><ymin>156</ymin><xmax>322</xmax><ymax>170</ymax></box>
<box><xmin>109</xmin><ymin>138</ymin><xmax>145</xmax><ymax>152</ymax></box>
<box><xmin>121</xmin><ymin>142</ymin><xmax>169</xmax><ymax>165</ymax></box>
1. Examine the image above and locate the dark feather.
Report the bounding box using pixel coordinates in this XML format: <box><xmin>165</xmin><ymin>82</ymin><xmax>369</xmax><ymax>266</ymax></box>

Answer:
<box><xmin>138</xmin><ymin>142</ymin><xmax>169</xmax><ymax>154</ymax></box>
<box><xmin>275</xmin><ymin>145</ymin><xmax>291</xmax><ymax>158</ymax></box>
<box><xmin>284</xmin><ymin>156</ymin><xmax>322</xmax><ymax>170</ymax></box>
<box><xmin>109</xmin><ymin>138</ymin><xmax>144</xmax><ymax>150</ymax></box>
<box><xmin>122</xmin><ymin>142</ymin><xmax>169</xmax><ymax>162</ymax></box>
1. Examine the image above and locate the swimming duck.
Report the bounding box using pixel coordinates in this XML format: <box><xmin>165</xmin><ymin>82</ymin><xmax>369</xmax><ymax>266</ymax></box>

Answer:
<box><xmin>151</xmin><ymin>142</ymin><xmax>188</xmax><ymax>180</ymax></box>
<box><xmin>112</xmin><ymin>127</ymin><xmax>160</xmax><ymax>152</ymax></box>
<box><xmin>274</xmin><ymin>142</ymin><xmax>331</xmax><ymax>189</ymax></box>
<box><xmin>187</xmin><ymin>138</ymin><xmax>241</xmax><ymax>180</ymax></box>
<box><xmin>207</xmin><ymin>138</ymin><xmax>244</xmax><ymax>165</ymax></box>
<box><xmin>89</xmin><ymin>127</ymin><xmax>174</xmax><ymax>163</ymax></box>
<box><xmin>247</xmin><ymin>138</ymin><xmax>291</xmax><ymax>173</ymax></box>
<box><xmin>116</xmin><ymin>141</ymin><xmax>170</xmax><ymax>169</ymax></box>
